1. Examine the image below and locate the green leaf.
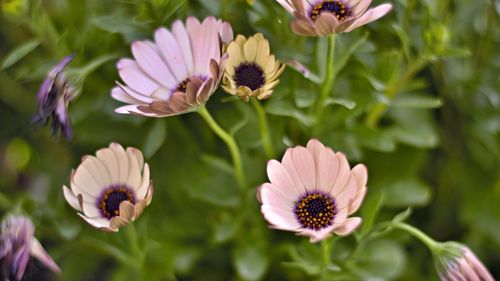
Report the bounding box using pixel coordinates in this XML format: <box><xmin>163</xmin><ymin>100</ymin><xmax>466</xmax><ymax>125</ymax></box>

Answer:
<box><xmin>334</xmin><ymin>32</ymin><xmax>369</xmax><ymax>76</ymax></box>
<box><xmin>352</xmin><ymin>125</ymin><xmax>396</xmax><ymax>152</ymax></box>
<box><xmin>325</xmin><ymin>97</ymin><xmax>357</xmax><ymax>110</ymax></box>
<box><xmin>267</xmin><ymin>97</ymin><xmax>313</xmax><ymax>126</ymax></box>
<box><xmin>348</xmin><ymin>239</ymin><xmax>407</xmax><ymax>280</ymax></box>
<box><xmin>393</xmin><ymin>208</ymin><xmax>413</xmax><ymax>223</ymax></box>
<box><xmin>360</xmin><ymin>192</ymin><xmax>385</xmax><ymax>235</ymax></box>
<box><xmin>233</xmin><ymin>244</ymin><xmax>269</xmax><ymax>281</ymax></box>
<box><xmin>1</xmin><ymin>39</ymin><xmax>40</xmax><ymax>70</ymax></box>
<box><xmin>201</xmin><ymin>154</ymin><xmax>233</xmax><ymax>175</ymax></box>
<box><xmin>142</xmin><ymin>119</ymin><xmax>167</xmax><ymax>158</ymax></box>
<box><xmin>383</xmin><ymin>178</ymin><xmax>432</xmax><ymax>208</ymax></box>
<box><xmin>392</xmin><ymin>93</ymin><xmax>443</xmax><ymax>108</ymax></box>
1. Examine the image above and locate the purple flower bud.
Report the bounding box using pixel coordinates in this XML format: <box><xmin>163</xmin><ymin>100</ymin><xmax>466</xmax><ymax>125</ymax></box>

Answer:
<box><xmin>32</xmin><ymin>55</ymin><xmax>75</xmax><ymax>140</ymax></box>
<box><xmin>0</xmin><ymin>215</ymin><xmax>60</xmax><ymax>280</ymax></box>
<box><xmin>434</xmin><ymin>242</ymin><xmax>494</xmax><ymax>281</ymax></box>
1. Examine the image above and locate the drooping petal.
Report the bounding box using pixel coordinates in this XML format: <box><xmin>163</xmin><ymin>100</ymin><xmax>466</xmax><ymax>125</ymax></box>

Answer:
<box><xmin>344</xmin><ymin>3</ymin><xmax>393</xmax><ymax>32</ymax></box>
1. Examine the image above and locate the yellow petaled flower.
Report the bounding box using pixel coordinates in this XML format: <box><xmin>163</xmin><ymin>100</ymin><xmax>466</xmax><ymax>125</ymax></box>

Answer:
<box><xmin>222</xmin><ymin>33</ymin><xmax>285</xmax><ymax>102</ymax></box>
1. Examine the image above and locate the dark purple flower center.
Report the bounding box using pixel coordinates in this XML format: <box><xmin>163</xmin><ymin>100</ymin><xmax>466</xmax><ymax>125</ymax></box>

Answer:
<box><xmin>175</xmin><ymin>78</ymin><xmax>191</xmax><ymax>93</ymax></box>
<box><xmin>294</xmin><ymin>192</ymin><xmax>337</xmax><ymax>230</ymax></box>
<box><xmin>97</xmin><ymin>186</ymin><xmax>135</xmax><ymax>219</ymax></box>
<box><xmin>310</xmin><ymin>0</ymin><xmax>352</xmax><ymax>22</ymax></box>
<box><xmin>234</xmin><ymin>62</ymin><xmax>265</xmax><ymax>91</ymax></box>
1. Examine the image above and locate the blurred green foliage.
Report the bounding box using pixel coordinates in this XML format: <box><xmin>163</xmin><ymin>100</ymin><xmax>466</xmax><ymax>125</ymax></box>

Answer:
<box><xmin>0</xmin><ymin>0</ymin><xmax>499</xmax><ymax>280</ymax></box>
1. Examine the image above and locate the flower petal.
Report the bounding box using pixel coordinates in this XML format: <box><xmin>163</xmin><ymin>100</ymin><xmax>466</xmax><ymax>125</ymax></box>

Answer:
<box><xmin>344</xmin><ymin>3</ymin><xmax>393</xmax><ymax>32</ymax></box>
<box><xmin>333</xmin><ymin>217</ymin><xmax>362</xmax><ymax>236</ymax></box>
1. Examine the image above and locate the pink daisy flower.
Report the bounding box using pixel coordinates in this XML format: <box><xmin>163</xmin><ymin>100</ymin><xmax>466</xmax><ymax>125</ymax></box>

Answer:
<box><xmin>112</xmin><ymin>16</ymin><xmax>234</xmax><ymax>117</ymax></box>
<box><xmin>277</xmin><ymin>0</ymin><xmax>393</xmax><ymax>36</ymax></box>
<box><xmin>257</xmin><ymin>139</ymin><xmax>367</xmax><ymax>242</ymax></box>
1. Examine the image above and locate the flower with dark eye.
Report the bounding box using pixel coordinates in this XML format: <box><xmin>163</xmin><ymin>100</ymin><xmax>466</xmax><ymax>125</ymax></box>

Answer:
<box><xmin>276</xmin><ymin>0</ymin><xmax>392</xmax><ymax>36</ymax></box>
<box><xmin>63</xmin><ymin>143</ymin><xmax>153</xmax><ymax>232</ymax></box>
<box><xmin>257</xmin><ymin>139</ymin><xmax>367</xmax><ymax>242</ymax></box>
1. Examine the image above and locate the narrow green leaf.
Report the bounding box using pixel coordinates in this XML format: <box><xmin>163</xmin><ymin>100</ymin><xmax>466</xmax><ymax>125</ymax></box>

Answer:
<box><xmin>1</xmin><ymin>39</ymin><xmax>40</xmax><ymax>70</ymax></box>
<box><xmin>143</xmin><ymin>119</ymin><xmax>167</xmax><ymax>158</ymax></box>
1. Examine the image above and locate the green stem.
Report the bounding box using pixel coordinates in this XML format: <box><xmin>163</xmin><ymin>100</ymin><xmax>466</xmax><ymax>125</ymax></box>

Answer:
<box><xmin>392</xmin><ymin>222</ymin><xmax>439</xmax><ymax>252</ymax></box>
<box><xmin>314</xmin><ymin>34</ymin><xmax>336</xmax><ymax>134</ymax></box>
<box><xmin>198</xmin><ymin>105</ymin><xmax>246</xmax><ymax>190</ymax></box>
<box><xmin>125</xmin><ymin>224</ymin><xmax>143</xmax><ymax>267</ymax></box>
<box><xmin>251</xmin><ymin>98</ymin><xmax>275</xmax><ymax>158</ymax></box>
<box><xmin>365</xmin><ymin>58</ymin><xmax>428</xmax><ymax>127</ymax></box>
<box><xmin>321</xmin><ymin>238</ymin><xmax>331</xmax><ymax>271</ymax></box>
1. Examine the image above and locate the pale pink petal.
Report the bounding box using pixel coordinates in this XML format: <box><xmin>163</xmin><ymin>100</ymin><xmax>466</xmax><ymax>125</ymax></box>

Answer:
<box><xmin>261</xmin><ymin>205</ymin><xmax>301</xmax><ymax>231</ymax></box>
<box><xmin>277</xmin><ymin>0</ymin><xmax>295</xmax><ymax>13</ymax></box>
<box><xmin>316</xmin><ymin>147</ymin><xmax>338</xmax><ymax>193</ymax></box>
<box><xmin>344</xmin><ymin>3</ymin><xmax>393</xmax><ymax>32</ymax></box>
<box><xmin>111</xmin><ymin>86</ymin><xmax>142</xmax><ymax>104</ymax></box>
<box><xmin>127</xmin><ymin>147</ymin><xmax>144</xmax><ymax>172</ymax></box>
<box><xmin>333</xmin><ymin>217</ymin><xmax>362</xmax><ymax>236</ymax></box>
<box><xmin>116</xmin><ymin>82</ymin><xmax>156</xmax><ymax>103</ymax></box>
<box><xmin>109</xmin><ymin>143</ymin><xmax>130</xmax><ymax>184</ymax></box>
<box><xmin>329</xmin><ymin>152</ymin><xmax>350</xmax><ymax>195</ymax></box>
<box><xmin>30</xmin><ymin>239</ymin><xmax>61</xmax><ymax>273</ymax></box>
<box><xmin>260</xmin><ymin>183</ymin><xmax>295</xmax><ymax>210</ymax></box>
<box><xmin>154</xmin><ymin>27</ymin><xmax>188</xmax><ymax>81</ymax></box>
<box><xmin>352</xmin><ymin>0</ymin><xmax>372</xmax><ymax>16</ymax></box>
<box><xmin>218</xmin><ymin>21</ymin><xmax>234</xmax><ymax>44</ymax></box>
<box><xmin>189</xmin><ymin>17</ymin><xmax>219</xmax><ymax>76</ymax></box>
<box><xmin>73</xmin><ymin>165</ymin><xmax>103</xmax><ymax>196</ymax></box>
<box><xmin>115</xmin><ymin>105</ymin><xmax>158</xmax><ymax>117</ymax></box>
<box><xmin>291</xmin><ymin>146</ymin><xmax>316</xmax><ymax>191</ymax></box>
<box><xmin>267</xmin><ymin>160</ymin><xmax>304</xmax><ymax>197</ymax></box>
<box><xmin>336</xmin><ymin>174</ymin><xmax>358</xmax><ymax>210</ymax></box>
<box><xmin>117</xmin><ymin>59</ymin><xmax>160</xmax><ymax>95</ymax></box>
<box><xmin>349</xmin><ymin>186</ymin><xmax>366</xmax><ymax>215</ymax></box>
<box><xmin>136</xmin><ymin>163</ymin><xmax>151</xmax><ymax>199</ymax></box>
<box><xmin>63</xmin><ymin>185</ymin><xmax>82</xmax><ymax>211</ymax></box>
<box><xmin>131</xmin><ymin>41</ymin><xmax>177</xmax><ymax>88</ymax></box>
<box><xmin>81</xmin><ymin>201</ymin><xmax>101</xmax><ymax>217</ymax></box>
<box><xmin>458</xmin><ymin>258</ymin><xmax>480</xmax><ymax>281</ymax></box>
<box><xmin>172</xmin><ymin>20</ymin><xmax>194</xmax><ymax>74</ymax></box>
<box><xmin>282</xmin><ymin>148</ymin><xmax>309</xmax><ymax>192</ymax></box>
<box><xmin>314</xmin><ymin>13</ymin><xmax>339</xmax><ymax>35</ymax></box>
<box><xmin>78</xmin><ymin>214</ymin><xmax>112</xmax><ymax>230</ymax></box>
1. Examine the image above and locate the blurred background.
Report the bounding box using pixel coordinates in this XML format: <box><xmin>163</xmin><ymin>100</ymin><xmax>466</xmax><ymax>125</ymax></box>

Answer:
<box><xmin>0</xmin><ymin>0</ymin><xmax>499</xmax><ymax>280</ymax></box>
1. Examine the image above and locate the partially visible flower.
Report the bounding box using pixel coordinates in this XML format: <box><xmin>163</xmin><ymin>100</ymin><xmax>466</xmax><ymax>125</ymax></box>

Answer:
<box><xmin>32</xmin><ymin>54</ymin><xmax>76</xmax><ymax>140</ymax></box>
<box><xmin>257</xmin><ymin>139</ymin><xmax>367</xmax><ymax>242</ymax></box>
<box><xmin>222</xmin><ymin>33</ymin><xmax>285</xmax><ymax>102</ymax></box>
<box><xmin>112</xmin><ymin>16</ymin><xmax>233</xmax><ymax>117</ymax></box>
<box><xmin>434</xmin><ymin>242</ymin><xmax>494</xmax><ymax>281</ymax></box>
<box><xmin>63</xmin><ymin>143</ymin><xmax>153</xmax><ymax>232</ymax></box>
<box><xmin>276</xmin><ymin>0</ymin><xmax>393</xmax><ymax>36</ymax></box>
<box><xmin>0</xmin><ymin>215</ymin><xmax>60</xmax><ymax>280</ymax></box>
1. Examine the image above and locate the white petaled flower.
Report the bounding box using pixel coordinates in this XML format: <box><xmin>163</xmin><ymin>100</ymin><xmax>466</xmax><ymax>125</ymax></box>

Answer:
<box><xmin>63</xmin><ymin>143</ymin><xmax>153</xmax><ymax>232</ymax></box>
<box><xmin>257</xmin><ymin>139</ymin><xmax>367</xmax><ymax>242</ymax></box>
<box><xmin>434</xmin><ymin>242</ymin><xmax>494</xmax><ymax>281</ymax></box>
<box><xmin>277</xmin><ymin>0</ymin><xmax>393</xmax><ymax>36</ymax></box>
<box><xmin>111</xmin><ymin>16</ymin><xmax>234</xmax><ymax>117</ymax></box>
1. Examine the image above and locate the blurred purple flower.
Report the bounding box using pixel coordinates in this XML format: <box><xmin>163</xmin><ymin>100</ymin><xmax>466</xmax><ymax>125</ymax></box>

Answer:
<box><xmin>434</xmin><ymin>242</ymin><xmax>494</xmax><ymax>281</ymax></box>
<box><xmin>0</xmin><ymin>215</ymin><xmax>60</xmax><ymax>281</ymax></box>
<box><xmin>32</xmin><ymin>55</ymin><xmax>75</xmax><ymax>140</ymax></box>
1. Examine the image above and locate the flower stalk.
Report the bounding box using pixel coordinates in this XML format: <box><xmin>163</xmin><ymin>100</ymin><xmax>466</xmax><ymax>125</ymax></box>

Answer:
<box><xmin>391</xmin><ymin>222</ymin><xmax>439</xmax><ymax>252</ymax></box>
<box><xmin>198</xmin><ymin>105</ymin><xmax>247</xmax><ymax>191</ymax></box>
<box><xmin>251</xmin><ymin>98</ymin><xmax>275</xmax><ymax>158</ymax></box>
<box><xmin>314</xmin><ymin>35</ymin><xmax>336</xmax><ymax>133</ymax></box>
